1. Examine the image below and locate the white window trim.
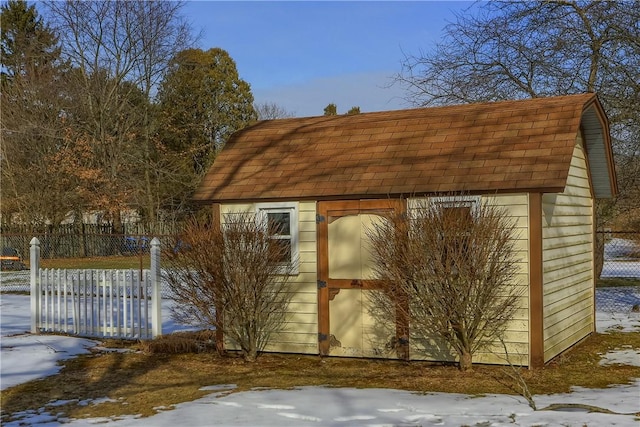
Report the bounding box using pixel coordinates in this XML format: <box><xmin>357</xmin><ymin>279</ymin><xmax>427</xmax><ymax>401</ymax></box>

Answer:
<box><xmin>256</xmin><ymin>202</ymin><xmax>299</xmax><ymax>275</ymax></box>
<box><xmin>408</xmin><ymin>195</ymin><xmax>481</xmax><ymax>216</ymax></box>
<box><xmin>431</xmin><ymin>195</ymin><xmax>481</xmax><ymax>213</ymax></box>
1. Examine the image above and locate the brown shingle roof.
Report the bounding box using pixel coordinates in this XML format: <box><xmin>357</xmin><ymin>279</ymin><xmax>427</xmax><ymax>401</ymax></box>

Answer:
<box><xmin>193</xmin><ymin>93</ymin><xmax>603</xmax><ymax>203</ymax></box>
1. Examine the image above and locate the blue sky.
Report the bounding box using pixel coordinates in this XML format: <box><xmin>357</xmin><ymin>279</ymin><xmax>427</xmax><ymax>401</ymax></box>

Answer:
<box><xmin>183</xmin><ymin>1</ymin><xmax>474</xmax><ymax>117</ymax></box>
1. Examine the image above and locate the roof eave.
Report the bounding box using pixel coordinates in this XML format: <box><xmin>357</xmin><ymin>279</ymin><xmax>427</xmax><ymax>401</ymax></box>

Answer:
<box><xmin>194</xmin><ymin>186</ymin><xmax>568</xmax><ymax>205</ymax></box>
<box><xmin>581</xmin><ymin>95</ymin><xmax>618</xmax><ymax>199</ymax></box>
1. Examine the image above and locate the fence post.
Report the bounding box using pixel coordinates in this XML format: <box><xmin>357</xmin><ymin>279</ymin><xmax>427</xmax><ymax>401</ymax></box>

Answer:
<box><xmin>150</xmin><ymin>237</ymin><xmax>162</xmax><ymax>338</ymax></box>
<box><xmin>30</xmin><ymin>237</ymin><xmax>41</xmax><ymax>334</ymax></box>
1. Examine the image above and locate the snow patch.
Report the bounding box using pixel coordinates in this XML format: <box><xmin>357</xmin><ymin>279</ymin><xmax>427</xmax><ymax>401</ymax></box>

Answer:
<box><xmin>277</xmin><ymin>412</ymin><xmax>322</xmax><ymax>422</ymax></box>
<box><xmin>599</xmin><ymin>348</ymin><xmax>640</xmax><ymax>366</ymax></box>
<box><xmin>258</xmin><ymin>404</ymin><xmax>296</xmax><ymax>410</ymax></box>
<box><xmin>199</xmin><ymin>384</ymin><xmax>237</xmax><ymax>392</ymax></box>
<box><xmin>333</xmin><ymin>414</ymin><xmax>376</xmax><ymax>421</ymax></box>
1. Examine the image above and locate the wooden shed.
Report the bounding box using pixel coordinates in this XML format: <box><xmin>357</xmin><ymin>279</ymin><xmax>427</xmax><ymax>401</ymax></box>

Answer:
<box><xmin>193</xmin><ymin>93</ymin><xmax>617</xmax><ymax>367</ymax></box>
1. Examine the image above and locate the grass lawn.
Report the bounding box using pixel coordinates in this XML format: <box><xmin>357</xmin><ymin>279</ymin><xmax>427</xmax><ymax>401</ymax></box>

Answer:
<box><xmin>2</xmin><ymin>331</ymin><xmax>639</xmax><ymax>422</ymax></box>
<box><xmin>38</xmin><ymin>255</ymin><xmax>150</xmax><ymax>270</ymax></box>
<box><xmin>597</xmin><ymin>277</ymin><xmax>640</xmax><ymax>287</ymax></box>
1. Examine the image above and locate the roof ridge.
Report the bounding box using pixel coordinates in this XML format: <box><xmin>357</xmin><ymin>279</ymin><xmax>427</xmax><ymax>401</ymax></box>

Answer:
<box><xmin>259</xmin><ymin>93</ymin><xmax>595</xmax><ymax>123</ymax></box>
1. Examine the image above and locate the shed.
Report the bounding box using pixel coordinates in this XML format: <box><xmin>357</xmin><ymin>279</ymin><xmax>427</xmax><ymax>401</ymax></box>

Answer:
<box><xmin>194</xmin><ymin>93</ymin><xmax>617</xmax><ymax>367</ymax></box>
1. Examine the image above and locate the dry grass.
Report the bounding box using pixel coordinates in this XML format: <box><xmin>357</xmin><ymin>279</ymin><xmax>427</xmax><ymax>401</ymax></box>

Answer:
<box><xmin>2</xmin><ymin>331</ymin><xmax>639</xmax><ymax>423</ymax></box>
<box><xmin>138</xmin><ymin>330</ymin><xmax>218</xmax><ymax>354</ymax></box>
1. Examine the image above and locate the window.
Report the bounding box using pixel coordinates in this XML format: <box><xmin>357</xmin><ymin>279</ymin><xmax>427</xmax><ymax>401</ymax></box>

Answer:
<box><xmin>409</xmin><ymin>196</ymin><xmax>480</xmax><ymax>274</ymax></box>
<box><xmin>434</xmin><ymin>197</ymin><xmax>479</xmax><ymax>274</ymax></box>
<box><xmin>256</xmin><ymin>202</ymin><xmax>299</xmax><ymax>274</ymax></box>
<box><xmin>431</xmin><ymin>195</ymin><xmax>480</xmax><ymax>213</ymax></box>
<box><xmin>441</xmin><ymin>205</ymin><xmax>472</xmax><ymax>268</ymax></box>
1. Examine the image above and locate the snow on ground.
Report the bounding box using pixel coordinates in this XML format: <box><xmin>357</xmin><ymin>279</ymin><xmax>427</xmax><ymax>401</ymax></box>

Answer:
<box><xmin>596</xmin><ymin>310</ymin><xmax>640</xmax><ymax>334</ymax></box>
<box><xmin>1</xmin><ymin>292</ymin><xmax>639</xmax><ymax>427</ymax></box>
<box><xmin>0</xmin><ymin>293</ymin><xmax>193</xmax><ymax>392</ymax></box>
<box><xmin>0</xmin><ymin>334</ymin><xmax>97</xmax><ymax>391</ymax></box>
<box><xmin>0</xmin><ymin>294</ymin><xmax>98</xmax><ymax>391</ymax></box>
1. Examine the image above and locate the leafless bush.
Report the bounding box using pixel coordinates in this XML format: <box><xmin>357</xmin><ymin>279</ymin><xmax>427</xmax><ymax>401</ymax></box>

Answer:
<box><xmin>140</xmin><ymin>330</ymin><xmax>218</xmax><ymax>354</ymax></box>
<box><xmin>367</xmin><ymin>196</ymin><xmax>523</xmax><ymax>370</ymax></box>
<box><xmin>162</xmin><ymin>213</ymin><xmax>294</xmax><ymax>362</ymax></box>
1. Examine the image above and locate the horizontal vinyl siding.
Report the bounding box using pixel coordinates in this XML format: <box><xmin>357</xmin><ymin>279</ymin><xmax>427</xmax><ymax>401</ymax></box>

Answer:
<box><xmin>408</xmin><ymin>194</ymin><xmax>530</xmax><ymax>365</ymax></box>
<box><xmin>472</xmin><ymin>194</ymin><xmax>531</xmax><ymax>366</ymax></box>
<box><xmin>222</xmin><ymin>201</ymin><xmax>319</xmax><ymax>355</ymax></box>
<box><xmin>542</xmin><ymin>225</ymin><xmax>593</xmax><ymax>240</ymax></box>
<box><xmin>542</xmin><ymin>138</ymin><xmax>594</xmax><ymax>363</ymax></box>
<box><xmin>269</xmin><ymin>200</ymin><xmax>319</xmax><ymax>354</ymax></box>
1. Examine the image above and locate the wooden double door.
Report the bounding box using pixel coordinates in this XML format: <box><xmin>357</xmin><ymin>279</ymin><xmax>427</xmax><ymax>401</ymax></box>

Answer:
<box><xmin>316</xmin><ymin>200</ymin><xmax>406</xmax><ymax>358</ymax></box>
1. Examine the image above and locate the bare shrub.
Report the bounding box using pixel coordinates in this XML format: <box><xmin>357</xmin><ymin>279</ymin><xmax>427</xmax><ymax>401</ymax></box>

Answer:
<box><xmin>367</xmin><ymin>196</ymin><xmax>523</xmax><ymax>370</ymax></box>
<box><xmin>162</xmin><ymin>213</ymin><xmax>294</xmax><ymax>362</ymax></box>
<box><xmin>140</xmin><ymin>330</ymin><xmax>218</xmax><ymax>354</ymax></box>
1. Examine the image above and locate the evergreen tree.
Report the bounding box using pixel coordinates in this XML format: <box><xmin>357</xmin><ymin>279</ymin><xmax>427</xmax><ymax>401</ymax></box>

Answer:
<box><xmin>0</xmin><ymin>0</ymin><xmax>72</xmax><ymax>226</ymax></box>
<box><xmin>1</xmin><ymin>0</ymin><xmax>61</xmax><ymax>83</ymax></box>
<box><xmin>157</xmin><ymin>47</ymin><xmax>257</xmax><ymax>210</ymax></box>
<box><xmin>323</xmin><ymin>103</ymin><xmax>338</xmax><ymax>116</ymax></box>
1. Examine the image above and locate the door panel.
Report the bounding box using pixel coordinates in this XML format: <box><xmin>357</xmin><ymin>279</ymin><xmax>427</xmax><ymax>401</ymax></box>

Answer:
<box><xmin>328</xmin><ymin>215</ymin><xmax>362</xmax><ymax>279</ymax></box>
<box><xmin>360</xmin><ymin>213</ymin><xmax>386</xmax><ymax>280</ymax></box>
<box><xmin>317</xmin><ymin>200</ymin><xmax>405</xmax><ymax>358</ymax></box>
<box><xmin>329</xmin><ymin>289</ymin><xmax>362</xmax><ymax>356</ymax></box>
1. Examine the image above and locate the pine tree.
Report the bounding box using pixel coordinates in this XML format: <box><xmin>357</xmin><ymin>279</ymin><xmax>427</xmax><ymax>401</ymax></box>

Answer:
<box><xmin>157</xmin><ymin>47</ymin><xmax>257</xmax><ymax>211</ymax></box>
<box><xmin>1</xmin><ymin>0</ymin><xmax>72</xmax><ymax>226</ymax></box>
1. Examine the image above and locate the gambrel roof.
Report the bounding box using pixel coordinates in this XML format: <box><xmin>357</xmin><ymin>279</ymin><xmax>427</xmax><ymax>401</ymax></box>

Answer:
<box><xmin>193</xmin><ymin>93</ymin><xmax>617</xmax><ymax>203</ymax></box>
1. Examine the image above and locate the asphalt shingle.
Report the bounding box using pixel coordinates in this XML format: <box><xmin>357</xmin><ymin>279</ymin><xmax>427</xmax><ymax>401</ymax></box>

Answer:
<box><xmin>193</xmin><ymin>94</ymin><xmax>599</xmax><ymax>203</ymax></box>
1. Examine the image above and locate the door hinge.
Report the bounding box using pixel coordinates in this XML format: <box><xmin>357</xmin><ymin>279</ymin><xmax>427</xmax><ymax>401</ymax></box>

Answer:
<box><xmin>316</xmin><ymin>214</ymin><xmax>325</xmax><ymax>223</ymax></box>
<box><xmin>317</xmin><ymin>280</ymin><xmax>327</xmax><ymax>289</ymax></box>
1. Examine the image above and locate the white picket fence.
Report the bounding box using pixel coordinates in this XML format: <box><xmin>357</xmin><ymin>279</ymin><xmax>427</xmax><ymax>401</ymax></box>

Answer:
<box><xmin>29</xmin><ymin>237</ymin><xmax>162</xmax><ymax>339</ymax></box>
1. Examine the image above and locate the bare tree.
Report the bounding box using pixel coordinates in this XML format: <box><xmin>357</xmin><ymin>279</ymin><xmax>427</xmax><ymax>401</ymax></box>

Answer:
<box><xmin>395</xmin><ymin>0</ymin><xmax>640</xmax><ymax>282</ymax></box>
<box><xmin>162</xmin><ymin>213</ymin><xmax>294</xmax><ymax>362</ymax></box>
<box><xmin>45</xmin><ymin>0</ymin><xmax>193</xmax><ymax>228</ymax></box>
<box><xmin>395</xmin><ymin>1</ymin><xmax>640</xmax><ymax>239</ymax></box>
<box><xmin>254</xmin><ymin>102</ymin><xmax>295</xmax><ymax>120</ymax></box>
<box><xmin>366</xmin><ymin>197</ymin><xmax>523</xmax><ymax>371</ymax></box>
<box><xmin>128</xmin><ymin>1</ymin><xmax>193</xmax><ymax>228</ymax></box>
<box><xmin>397</xmin><ymin>2</ymin><xmax>639</xmax><ymax>107</ymax></box>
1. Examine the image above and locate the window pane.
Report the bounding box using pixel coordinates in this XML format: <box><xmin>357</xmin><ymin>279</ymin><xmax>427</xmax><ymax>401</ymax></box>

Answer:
<box><xmin>267</xmin><ymin>212</ymin><xmax>290</xmax><ymax>235</ymax></box>
<box><xmin>270</xmin><ymin>238</ymin><xmax>292</xmax><ymax>263</ymax></box>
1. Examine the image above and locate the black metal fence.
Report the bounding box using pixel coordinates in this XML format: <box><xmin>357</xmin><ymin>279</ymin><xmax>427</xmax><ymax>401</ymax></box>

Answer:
<box><xmin>599</xmin><ymin>231</ymin><xmax>640</xmax><ymax>279</ymax></box>
<box><xmin>0</xmin><ymin>222</ymin><xmax>179</xmax><ymax>237</ymax></box>
<box><xmin>595</xmin><ymin>231</ymin><xmax>639</xmax><ymax>312</ymax></box>
<box><xmin>596</xmin><ymin>286</ymin><xmax>640</xmax><ymax>313</ymax></box>
<box><xmin>0</xmin><ymin>223</ymin><xmax>180</xmax><ymax>262</ymax></box>
<box><xmin>0</xmin><ymin>233</ymin><xmax>170</xmax><ymax>263</ymax></box>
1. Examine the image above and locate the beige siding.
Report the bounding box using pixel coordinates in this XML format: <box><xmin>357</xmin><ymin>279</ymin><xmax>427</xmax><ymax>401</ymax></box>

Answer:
<box><xmin>408</xmin><ymin>194</ymin><xmax>530</xmax><ymax>365</ymax></box>
<box><xmin>221</xmin><ymin>201</ymin><xmax>319</xmax><ymax>355</ymax></box>
<box><xmin>542</xmin><ymin>138</ymin><xmax>594</xmax><ymax>362</ymax></box>
<box><xmin>471</xmin><ymin>194</ymin><xmax>530</xmax><ymax>366</ymax></box>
